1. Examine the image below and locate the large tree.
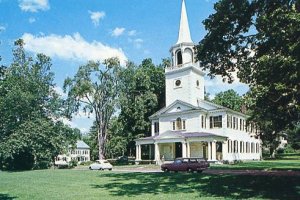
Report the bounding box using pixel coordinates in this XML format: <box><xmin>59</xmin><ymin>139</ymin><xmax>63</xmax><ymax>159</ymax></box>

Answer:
<box><xmin>0</xmin><ymin>40</ymin><xmax>75</xmax><ymax>170</ymax></box>
<box><xmin>212</xmin><ymin>89</ymin><xmax>243</xmax><ymax>112</ymax></box>
<box><xmin>83</xmin><ymin>59</ymin><xmax>165</xmax><ymax>158</ymax></box>
<box><xmin>118</xmin><ymin>59</ymin><xmax>165</xmax><ymax>156</ymax></box>
<box><xmin>196</xmin><ymin>0</ymin><xmax>300</xmax><ymax>155</ymax></box>
<box><xmin>64</xmin><ymin>58</ymin><xmax>121</xmax><ymax>159</ymax></box>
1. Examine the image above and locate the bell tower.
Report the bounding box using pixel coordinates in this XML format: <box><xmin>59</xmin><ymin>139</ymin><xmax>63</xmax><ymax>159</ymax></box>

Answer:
<box><xmin>165</xmin><ymin>0</ymin><xmax>205</xmax><ymax>107</ymax></box>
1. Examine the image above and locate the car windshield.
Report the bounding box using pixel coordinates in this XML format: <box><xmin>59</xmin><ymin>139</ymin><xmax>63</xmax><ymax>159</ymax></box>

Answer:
<box><xmin>102</xmin><ymin>161</ymin><xmax>109</xmax><ymax>163</ymax></box>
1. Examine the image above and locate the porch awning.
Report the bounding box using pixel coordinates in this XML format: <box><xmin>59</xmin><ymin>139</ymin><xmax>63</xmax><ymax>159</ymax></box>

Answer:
<box><xmin>135</xmin><ymin>131</ymin><xmax>227</xmax><ymax>143</ymax></box>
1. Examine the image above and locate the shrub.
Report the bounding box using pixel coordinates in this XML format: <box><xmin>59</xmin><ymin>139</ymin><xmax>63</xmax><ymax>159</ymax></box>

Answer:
<box><xmin>69</xmin><ymin>160</ymin><xmax>78</xmax><ymax>167</ymax></box>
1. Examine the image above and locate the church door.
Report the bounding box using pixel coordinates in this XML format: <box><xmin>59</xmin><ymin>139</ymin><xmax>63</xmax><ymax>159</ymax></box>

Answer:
<box><xmin>175</xmin><ymin>142</ymin><xmax>182</xmax><ymax>158</ymax></box>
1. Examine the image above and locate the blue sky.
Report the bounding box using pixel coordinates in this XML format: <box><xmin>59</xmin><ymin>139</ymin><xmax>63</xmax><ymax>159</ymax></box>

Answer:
<box><xmin>0</xmin><ymin>0</ymin><xmax>248</xmax><ymax>133</ymax></box>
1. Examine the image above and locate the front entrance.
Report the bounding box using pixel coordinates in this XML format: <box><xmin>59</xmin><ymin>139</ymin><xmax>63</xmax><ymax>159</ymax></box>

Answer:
<box><xmin>175</xmin><ymin>142</ymin><xmax>182</xmax><ymax>158</ymax></box>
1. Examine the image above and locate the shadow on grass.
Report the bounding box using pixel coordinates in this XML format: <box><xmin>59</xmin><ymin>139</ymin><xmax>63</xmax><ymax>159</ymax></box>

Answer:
<box><xmin>0</xmin><ymin>193</ymin><xmax>17</xmax><ymax>200</ymax></box>
<box><xmin>211</xmin><ymin>161</ymin><xmax>300</xmax><ymax>171</ymax></box>
<box><xmin>91</xmin><ymin>172</ymin><xmax>300</xmax><ymax>199</ymax></box>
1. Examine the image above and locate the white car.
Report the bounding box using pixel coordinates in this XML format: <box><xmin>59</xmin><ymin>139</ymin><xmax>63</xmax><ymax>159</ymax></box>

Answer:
<box><xmin>89</xmin><ymin>160</ymin><xmax>113</xmax><ymax>170</ymax></box>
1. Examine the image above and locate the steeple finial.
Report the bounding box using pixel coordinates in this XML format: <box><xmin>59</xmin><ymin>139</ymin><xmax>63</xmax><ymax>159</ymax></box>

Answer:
<box><xmin>176</xmin><ymin>0</ymin><xmax>193</xmax><ymax>44</ymax></box>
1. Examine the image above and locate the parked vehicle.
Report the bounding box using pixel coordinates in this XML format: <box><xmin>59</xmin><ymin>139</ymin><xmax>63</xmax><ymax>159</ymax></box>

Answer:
<box><xmin>116</xmin><ymin>156</ymin><xmax>135</xmax><ymax>165</ymax></box>
<box><xmin>89</xmin><ymin>160</ymin><xmax>113</xmax><ymax>170</ymax></box>
<box><xmin>161</xmin><ymin>158</ymin><xmax>209</xmax><ymax>173</ymax></box>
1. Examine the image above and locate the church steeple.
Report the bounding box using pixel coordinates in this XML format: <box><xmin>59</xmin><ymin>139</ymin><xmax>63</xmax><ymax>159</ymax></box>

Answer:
<box><xmin>176</xmin><ymin>0</ymin><xmax>193</xmax><ymax>44</ymax></box>
<box><xmin>165</xmin><ymin>0</ymin><xmax>205</xmax><ymax>107</ymax></box>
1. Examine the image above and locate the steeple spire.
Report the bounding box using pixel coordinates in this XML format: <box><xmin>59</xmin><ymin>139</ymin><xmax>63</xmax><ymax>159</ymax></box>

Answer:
<box><xmin>176</xmin><ymin>0</ymin><xmax>193</xmax><ymax>44</ymax></box>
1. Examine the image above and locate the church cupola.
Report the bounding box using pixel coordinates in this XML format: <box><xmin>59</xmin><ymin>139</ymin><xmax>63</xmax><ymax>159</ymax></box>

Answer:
<box><xmin>170</xmin><ymin>0</ymin><xmax>195</xmax><ymax>68</ymax></box>
<box><xmin>165</xmin><ymin>0</ymin><xmax>205</xmax><ymax>107</ymax></box>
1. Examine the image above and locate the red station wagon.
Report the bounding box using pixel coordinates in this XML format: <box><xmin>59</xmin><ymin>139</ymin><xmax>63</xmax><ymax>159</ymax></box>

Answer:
<box><xmin>161</xmin><ymin>158</ymin><xmax>210</xmax><ymax>173</ymax></box>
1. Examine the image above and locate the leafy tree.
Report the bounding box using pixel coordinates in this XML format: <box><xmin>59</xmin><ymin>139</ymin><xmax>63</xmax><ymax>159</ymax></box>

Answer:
<box><xmin>118</xmin><ymin>59</ymin><xmax>165</xmax><ymax>156</ymax></box>
<box><xmin>0</xmin><ymin>39</ymin><xmax>75</xmax><ymax>170</ymax></box>
<box><xmin>196</xmin><ymin>0</ymin><xmax>300</xmax><ymax>156</ymax></box>
<box><xmin>212</xmin><ymin>89</ymin><xmax>243</xmax><ymax>112</ymax></box>
<box><xmin>82</xmin><ymin>121</ymin><xmax>99</xmax><ymax>161</ymax></box>
<box><xmin>64</xmin><ymin>58</ymin><xmax>121</xmax><ymax>159</ymax></box>
<box><xmin>105</xmin><ymin>117</ymin><xmax>127</xmax><ymax>158</ymax></box>
<box><xmin>286</xmin><ymin>124</ymin><xmax>300</xmax><ymax>150</ymax></box>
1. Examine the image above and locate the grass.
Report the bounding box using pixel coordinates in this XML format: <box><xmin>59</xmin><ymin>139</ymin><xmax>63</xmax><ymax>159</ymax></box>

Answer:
<box><xmin>1</xmin><ymin>153</ymin><xmax>299</xmax><ymax>200</ymax></box>
<box><xmin>211</xmin><ymin>153</ymin><xmax>300</xmax><ymax>171</ymax></box>
<box><xmin>0</xmin><ymin>169</ymin><xmax>300</xmax><ymax>200</ymax></box>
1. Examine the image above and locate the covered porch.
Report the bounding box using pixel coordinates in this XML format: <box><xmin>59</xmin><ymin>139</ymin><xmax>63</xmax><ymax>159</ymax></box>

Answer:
<box><xmin>135</xmin><ymin>131</ymin><xmax>227</xmax><ymax>164</ymax></box>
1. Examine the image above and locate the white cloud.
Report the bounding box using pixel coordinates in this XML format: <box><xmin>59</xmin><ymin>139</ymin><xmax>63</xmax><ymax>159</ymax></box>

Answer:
<box><xmin>128</xmin><ymin>30</ymin><xmax>137</xmax><ymax>36</ymax></box>
<box><xmin>88</xmin><ymin>10</ymin><xmax>105</xmax><ymax>27</ymax></box>
<box><xmin>19</xmin><ymin>0</ymin><xmax>49</xmax><ymax>12</ymax></box>
<box><xmin>28</xmin><ymin>17</ymin><xmax>36</xmax><ymax>23</ymax></box>
<box><xmin>0</xmin><ymin>26</ymin><xmax>5</xmax><ymax>32</ymax></box>
<box><xmin>21</xmin><ymin>32</ymin><xmax>127</xmax><ymax>65</ymax></box>
<box><xmin>129</xmin><ymin>38</ymin><xmax>143</xmax><ymax>49</ymax></box>
<box><xmin>111</xmin><ymin>27</ymin><xmax>125</xmax><ymax>37</ymax></box>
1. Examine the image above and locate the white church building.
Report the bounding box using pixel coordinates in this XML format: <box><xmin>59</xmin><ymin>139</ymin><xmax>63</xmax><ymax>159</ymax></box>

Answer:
<box><xmin>135</xmin><ymin>0</ymin><xmax>262</xmax><ymax>163</ymax></box>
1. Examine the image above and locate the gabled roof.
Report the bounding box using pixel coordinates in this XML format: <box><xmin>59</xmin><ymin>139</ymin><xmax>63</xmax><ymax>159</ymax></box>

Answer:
<box><xmin>149</xmin><ymin>100</ymin><xmax>203</xmax><ymax>119</ymax></box>
<box><xmin>76</xmin><ymin>140</ymin><xmax>90</xmax><ymax>149</ymax></box>
<box><xmin>150</xmin><ymin>99</ymin><xmax>248</xmax><ymax>119</ymax></box>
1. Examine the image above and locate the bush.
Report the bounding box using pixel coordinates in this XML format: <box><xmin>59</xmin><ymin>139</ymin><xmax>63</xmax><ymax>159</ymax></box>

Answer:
<box><xmin>79</xmin><ymin>161</ymin><xmax>93</xmax><ymax>166</ymax></box>
<box><xmin>283</xmin><ymin>144</ymin><xmax>297</xmax><ymax>153</ymax></box>
<box><xmin>69</xmin><ymin>160</ymin><xmax>78</xmax><ymax>167</ymax></box>
<box><xmin>276</xmin><ymin>148</ymin><xmax>285</xmax><ymax>154</ymax></box>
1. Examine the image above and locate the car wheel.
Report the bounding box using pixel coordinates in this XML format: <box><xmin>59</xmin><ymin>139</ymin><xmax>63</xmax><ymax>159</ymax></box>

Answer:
<box><xmin>187</xmin><ymin>168</ymin><xmax>193</xmax><ymax>173</ymax></box>
<box><xmin>197</xmin><ymin>170</ymin><xmax>203</xmax><ymax>173</ymax></box>
<box><xmin>163</xmin><ymin>168</ymin><xmax>169</xmax><ymax>172</ymax></box>
<box><xmin>109</xmin><ymin>168</ymin><xmax>112</xmax><ymax>171</ymax></box>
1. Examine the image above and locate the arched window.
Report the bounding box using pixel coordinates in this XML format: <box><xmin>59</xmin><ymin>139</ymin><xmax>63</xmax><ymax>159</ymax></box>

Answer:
<box><xmin>176</xmin><ymin>117</ymin><xmax>182</xmax><ymax>130</ymax></box>
<box><xmin>176</xmin><ymin>50</ymin><xmax>183</xmax><ymax>65</ymax></box>
<box><xmin>184</xmin><ymin>48</ymin><xmax>193</xmax><ymax>63</ymax></box>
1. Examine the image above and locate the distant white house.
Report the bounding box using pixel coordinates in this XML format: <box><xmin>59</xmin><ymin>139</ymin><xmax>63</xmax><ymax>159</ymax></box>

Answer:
<box><xmin>135</xmin><ymin>0</ymin><xmax>262</xmax><ymax>164</ymax></box>
<box><xmin>55</xmin><ymin>140</ymin><xmax>90</xmax><ymax>165</ymax></box>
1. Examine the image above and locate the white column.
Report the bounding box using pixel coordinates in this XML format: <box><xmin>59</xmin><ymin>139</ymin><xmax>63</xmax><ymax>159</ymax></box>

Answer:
<box><xmin>212</xmin><ymin>141</ymin><xmax>217</xmax><ymax>161</ymax></box>
<box><xmin>138</xmin><ymin>145</ymin><xmax>142</xmax><ymax>160</ymax></box>
<box><xmin>155</xmin><ymin>143</ymin><xmax>160</xmax><ymax>163</ymax></box>
<box><xmin>149</xmin><ymin>144</ymin><xmax>152</xmax><ymax>160</ymax></box>
<box><xmin>135</xmin><ymin>145</ymin><xmax>139</xmax><ymax>161</ymax></box>
<box><xmin>182</xmin><ymin>142</ymin><xmax>187</xmax><ymax>158</ymax></box>
<box><xmin>222</xmin><ymin>141</ymin><xmax>227</xmax><ymax>161</ymax></box>
<box><xmin>208</xmin><ymin>142</ymin><xmax>212</xmax><ymax>161</ymax></box>
<box><xmin>187</xmin><ymin>142</ymin><xmax>190</xmax><ymax>158</ymax></box>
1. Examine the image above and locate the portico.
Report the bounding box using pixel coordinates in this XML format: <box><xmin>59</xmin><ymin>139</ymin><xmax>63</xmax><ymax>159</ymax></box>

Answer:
<box><xmin>135</xmin><ymin>131</ymin><xmax>227</xmax><ymax>164</ymax></box>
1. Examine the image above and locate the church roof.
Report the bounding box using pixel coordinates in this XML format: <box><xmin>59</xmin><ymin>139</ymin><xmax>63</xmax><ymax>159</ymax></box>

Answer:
<box><xmin>135</xmin><ymin>131</ymin><xmax>227</xmax><ymax>141</ymax></box>
<box><xmin>149</xmin><ymin>99</ymin><xmax>248</xmax><ymax>119</ymax></box>
<box><xmin>149</xmin><ymin>100</ymin><xmax>204</xmax><ymax>119</ymax></box>
<box><xmin>176</xmin><ymin>0</ymin><xmax>193</xmax><ymax>44</ymax></box>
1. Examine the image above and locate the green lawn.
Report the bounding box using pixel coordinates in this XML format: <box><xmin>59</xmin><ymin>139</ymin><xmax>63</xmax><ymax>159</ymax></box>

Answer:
<box><xmin>1</xmin><ymin>169</ymin><xmax>300</xmax><ymax>200</ymax></box>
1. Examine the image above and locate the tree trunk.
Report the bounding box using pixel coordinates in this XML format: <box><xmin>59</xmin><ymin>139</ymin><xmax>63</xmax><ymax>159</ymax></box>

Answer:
<box><xmin>98</xmin><ymin>128</ymin><xmax>106</xmax><ymax>160</ymax></box>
